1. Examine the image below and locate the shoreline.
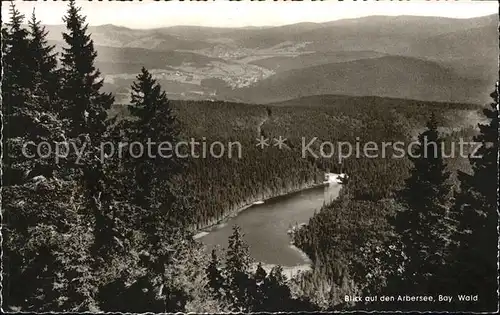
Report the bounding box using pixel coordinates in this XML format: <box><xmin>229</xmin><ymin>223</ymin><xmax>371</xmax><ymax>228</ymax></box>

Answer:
<box><xmin>193</xmin><ymin>176</ymin><xmax>343</xmax><ymax>273</ymax></box>
<box><xmin>192</xmin><ymin>180</ymin><xmax>327</xmax><ymax>239</ymax></box>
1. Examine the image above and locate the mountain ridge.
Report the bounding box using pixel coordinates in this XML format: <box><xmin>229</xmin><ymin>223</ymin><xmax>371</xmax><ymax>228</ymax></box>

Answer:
<box><xmin>232</xmin><ymin>55</ymin><xmax>491</xmax><ymax>104</ymax></box>
<box><xmin>29</xmin><ymin>13</ymin><xmax>496</xmax><ymax>31</ymax></box>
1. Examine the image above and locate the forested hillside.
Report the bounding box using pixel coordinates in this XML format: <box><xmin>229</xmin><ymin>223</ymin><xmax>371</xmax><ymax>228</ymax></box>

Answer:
<box><xmin>290</xmin><ymin>92</ymin><xmax>498</xmax><ymax>311</ymax></box>
<box><xmin>107</xmin><ymin>93</ymin><xmax>481</xmax><ymax>230</ymax></box>
<box><xmin>233</xmin><ymin>56</ymin><xmax>491</xmax><ymax>104</ymax></box>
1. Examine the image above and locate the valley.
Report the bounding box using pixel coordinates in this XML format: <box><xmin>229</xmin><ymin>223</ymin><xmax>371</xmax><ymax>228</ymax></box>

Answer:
<box><xmin>42</xmin><ymin>14</ymin><xmax>496</xmax><ymax>104</ymax></box>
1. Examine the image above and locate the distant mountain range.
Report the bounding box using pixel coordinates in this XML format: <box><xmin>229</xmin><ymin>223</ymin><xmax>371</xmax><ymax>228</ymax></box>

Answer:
<box><xmin>39</xmin><ymin>14</ymin><xmax>497</xmax><ymax>104</ymax></box>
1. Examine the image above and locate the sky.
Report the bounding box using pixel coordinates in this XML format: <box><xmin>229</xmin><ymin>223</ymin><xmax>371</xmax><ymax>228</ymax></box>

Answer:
<box><xmin>2</xmin><ymin>0</ymin><xmax>498</xmax><ymax>29</ymax></box>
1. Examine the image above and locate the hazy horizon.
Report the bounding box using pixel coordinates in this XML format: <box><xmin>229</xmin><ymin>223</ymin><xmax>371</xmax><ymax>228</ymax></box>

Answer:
<box><xmin>24</xmin><ymin>13</ymin><xmax>500</xmax><ymax>31</ymax></box>
<box><xmin>2</xmin><ymin>0</ymin><xmax>497</xmax><ymax>29</ymax></box>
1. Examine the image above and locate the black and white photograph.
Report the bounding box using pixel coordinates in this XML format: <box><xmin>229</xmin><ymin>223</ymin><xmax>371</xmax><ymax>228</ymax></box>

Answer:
<box><xmin>1</xmin><ymin>0</ymin><xmax>498</xmax><ymax>312</ymax></box>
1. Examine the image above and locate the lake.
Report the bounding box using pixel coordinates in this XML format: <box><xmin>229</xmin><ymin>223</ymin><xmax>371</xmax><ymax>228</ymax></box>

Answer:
<box><xmin>199</xmin><ymin>182</ymin><xmax>342</xmax><ymax>267</ymax></box>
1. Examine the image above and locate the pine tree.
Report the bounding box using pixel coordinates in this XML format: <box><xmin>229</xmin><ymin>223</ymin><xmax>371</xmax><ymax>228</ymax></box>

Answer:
<box><xmin>449</xmin><ymin>86</ymin><xmax>499</xmax><ymax>311</ymax></box>
<box><xmin>103</xmin><ymin>67</ymin><xmax>189</xmax><ymax>312</ymax></box>
<box><xmin>16</xmin><ymin>9</ymin><xmax>67</xmax><ymax>181</ymax></box>
<box><xmin>392</xmin><ymin>113</ymin><xmax>453</xmax><ymax>293</ymax></box>
<box><xmin>129</xmin><ymin>68</ymin><xmax>178</xmax><ymax>141</ymax></box>
<box><xmin>125</xmin><ymin>67</ymin><xmax>185</xmax><ymax>231</ymax></box>
<box><xmin>206</xmin><ymin>248</ymin><xmax>226</xmax><ymax>301</ymax></box>
<box><xmin>28</xmin><ymin>8</ymin><xmax>60</xmax><ymax>113</ymax></box>
<box><xmin>225</xmin><ymin>225</ymin><xmax>253</xmax><ymax>311</ymax></box>
<box><xmin>127</xmin><ymin>68</ymin><xmax>180</xmax><ymax>201</ymax></box>
<box><xmin>2</xmin><ymin>2</ymin><xmax>32</xmax><ymax>98</ymax></box>
<box><xmin>250</xmin><ymin>263</ymin><xmax>268</xmax><ymax>311</ymax></box>
<box><xmin>57</xmin><ymin>0</ymin><xmax>118</xmax><ymax>260</ymax></box>
<box><xmin>2</xmin><ymin>5</ymin><xmax>64</xmax><ymax>184</ymax></box>
<box><xmin>2</xmin><ymin>2</ymin><xmax>34</xmax><ymax>185</ymax></box>
<box><xmin>261</xmin><ymin>266</ymin><xmax>293</xmax><ymax>311</ymax></box>
<box><xmin>254</xmin><ymin>263</ymin><xmax>267</xmax><ymax>286</ymax></box>
<box><xmin>60</xmin><ymin>0</ymin><xmax>113</xmax><ymax>139</ymax></box>
<box><xmin>226</xmin><ymin>225</ymin><xmax>251</xmax><ymax>277</ymax></box>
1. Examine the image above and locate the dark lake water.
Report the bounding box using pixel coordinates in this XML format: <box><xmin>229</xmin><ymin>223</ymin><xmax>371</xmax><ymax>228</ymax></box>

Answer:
<box><xmin>199</xmin><ymin>183</ymin><xmax>342</xmax><ymax>267</ymax></box>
